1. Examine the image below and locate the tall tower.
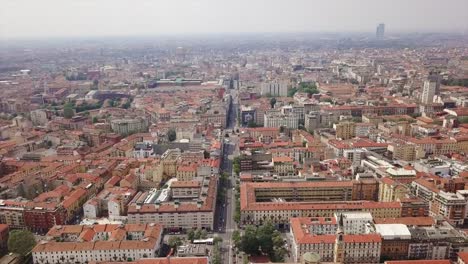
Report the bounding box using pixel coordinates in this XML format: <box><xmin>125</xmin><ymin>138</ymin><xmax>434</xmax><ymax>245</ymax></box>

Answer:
<box><xmin>334</xmin><ymin>213</ymin><xmax>345</xmax><ymax>263</ymax></box>
<box><xmin>421</xmin><ymin>73</ymin><xmax>441</xmax><ymax>104</ymax></box>
<box><xmin>376</xmin><ymin>23</ymin><xmax>385</xmax><ymax>39</ymax></box>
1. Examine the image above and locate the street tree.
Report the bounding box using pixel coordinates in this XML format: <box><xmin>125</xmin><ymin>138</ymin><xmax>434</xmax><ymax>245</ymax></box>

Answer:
<box><xmin>167</xmin><ymin>129</ymin><xmax>177</xmax><ymax>142</ymax></box>
<box><xmin>269</xmin><ymin>97</ymin><xmax>276</xmax><ymax>109</ymax></box>
<box><xmin>8</xmin><ymin>230</ymin><xmax>36</xmax><ymax>256</ymax></box>
<box><xmin>63</xmin><ymin>103</ymin><xmax>74</xmax><ymax>119</ymax></box>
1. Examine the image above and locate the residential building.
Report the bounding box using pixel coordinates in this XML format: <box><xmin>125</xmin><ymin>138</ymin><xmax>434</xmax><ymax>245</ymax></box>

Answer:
<box><xmin>32</xmin><ymin>223</ymin><xmax>163</xmax><ymax>264</ymax></box>
<box><xmin>290</xmin><ymin>217</ymin><xmax>382</xmax><ymax>263</ymax></box>
<box><xmin>111</xmin><ymin>118</ymin><xmax>148</xmax><ymax>136</ymax></box>
<box><xmin>334</xmin><ymin>122</ymin><xmax>356</xmax><ymax>140</ymax></box>
<box><xmin>260</xmin><ymin>81</ymin><xmax>288</xmax><ymax>97</ymax></box>
<box><xmin>127</xmin><ymin>176</ymin><xmax>217</xmax><ymax>230</ymax></box>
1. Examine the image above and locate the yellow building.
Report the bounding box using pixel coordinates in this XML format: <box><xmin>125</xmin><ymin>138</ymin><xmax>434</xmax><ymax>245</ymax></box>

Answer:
<box><xmin>455</xmin><ymin>135</ymin><xmax>468</xmax><ymax>153</ymax></box>
<box><xmin>272</xmin><ymin>156</ymin><xmax>295</xmax><ymax>176</ymax></box>
<box><xmin>379</xmin><ymin>177</ymin><xmax>409</xmax><ymax>202</ymax></box>
<box><xmin>333</xmin><ymin>122</ymin><xmax>356</xmax><ymax>140</ymax></box>
<box><xmin>176</xmin><ymin>164</ymin><xmax>198</xmax><ymax>181</ymax></box>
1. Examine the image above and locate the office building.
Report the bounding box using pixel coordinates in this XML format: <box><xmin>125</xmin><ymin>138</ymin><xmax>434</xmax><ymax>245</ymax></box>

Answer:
<box><xmin>421</xmin><ymin>74</ymin><xmax>441</xmax><ymax>104</ymax></box>
<box><xmin>376</xmin><ymin>23</ymin><xmax>385</xmax><ymax>39</ymax></box>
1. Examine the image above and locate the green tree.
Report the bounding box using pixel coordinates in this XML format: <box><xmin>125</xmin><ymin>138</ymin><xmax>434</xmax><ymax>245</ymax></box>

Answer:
<box><xmin>212</xmin><ymin>240</ymin><xmax>222</xmax><ymax>264</ymax></box>
<box><xmin>8</xmin><ymin>230</ymin><xmax>36</xmax><ymax>256</ymax></box>
<box><xmin>237</xmin><ymin>222</ymin><xmax>287</xmax><ymax>262</ymax></box>
<box><xmin>200</xmin><ymin>229</ymin><xmax>208</xmax><ymax>239</ymax></box>
<box><xmin>459</xmin><ymin>117</ymin><xmax>468</xmax><ymax>124</ymax></box>
<box><xmin>187</xmin><ymin>229</ymin><xmax>195</xmax><ymax>242</ymax></box>
<box><xmin>287</xmin><ymin>87</ymin><xmax>298</xmax><ymax>97</ymax></box>
<box><xmin>92</xmin><ymin>116</ymin><xmax>99</xmax><ymax>123</ymax></box>
<box><xmin>232</xmin><ymin>230</ymin><xmax>241</xmax><ymax>248</ymax></box>
<box><xmin>240</xmin><ymin>225</ymin><xmax>259</xmax><ymax>255</ymax></box>
<box><xmin>91</xmin><ymin>79</ymin><xmax>99</xmax><ymax>90</ymax></box>
<box><xmin>269</xmin><ymin>97</ymin><xmax>276</xmax><ymax>109</ymax></box>
<box><xmin>122</xmin><ymin>101</ymin><xmax>131</xmax><ymax>109</ymax></box>
<box><xmin>167</xmin><ymin>129</ymin><xmax>177</xmax><ymax>142</ymax></box>
<box><xmin>168</xmin><ymin>236</ymin><xmax>183</xmax><ymax>249</ymax></box>
<box><xmin>63</xmin><ymin>103</ymin><xmax>74</xmax><ymax>119</ymax></box>
<box><xmin>194</xmin><ymin>229</ymin><xmax>202</xmax><ymax>240</ymax></box>
<box><xmin>213</xmin><ymin>236</ymin><xmax>223</xmax><ymax>244</ymax></box>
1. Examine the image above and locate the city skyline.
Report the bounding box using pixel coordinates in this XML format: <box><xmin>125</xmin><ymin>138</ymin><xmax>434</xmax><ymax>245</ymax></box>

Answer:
<box><xmin>1</xmin><ymin>0</ymin><xmax>467</xmax><ymax>39</ymax></box>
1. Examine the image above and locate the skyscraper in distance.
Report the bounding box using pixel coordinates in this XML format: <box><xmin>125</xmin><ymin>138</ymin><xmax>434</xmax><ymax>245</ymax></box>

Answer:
<box><xmin>376</xmin><ymin>23</ymin><xmax>385</xmax><ymax>39</ymax></box>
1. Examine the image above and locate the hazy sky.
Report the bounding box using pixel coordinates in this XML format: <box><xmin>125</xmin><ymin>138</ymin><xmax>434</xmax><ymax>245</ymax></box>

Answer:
<box><xmin>1</xmin><ymin>0</ymin><xmax>467</xmax><ymax>39</ymax></box>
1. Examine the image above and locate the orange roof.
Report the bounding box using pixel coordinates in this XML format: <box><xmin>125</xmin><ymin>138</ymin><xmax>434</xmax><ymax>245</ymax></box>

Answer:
<box><xmin>385</xmin><ymin>261</ymin><xmax>450</xmax><ymax>264</ymax></box>
<box><xmin>62</xmin><ymin>188</ymin><xmax>87</xmax><ymax>209</ymax></box>
<box><xmin>459</xmin><ymin>252</ymin><xmax>468</xmax><ymax>263</ymax></box>
<box><xmin>272</xmin><ymin>156</ymin><xmax>293</xmax><ymax>163</ymax></box>
<box><xmin>343</xmin><ymin>234</ymin><xmax>382</xmax><ymax>243</ymax></box>
<box><xmin>171</xmin><ymin>181</ymin><xmax>201</xmax><ymax>188</ymax></box>
<box><xmin>135</xmin><ymin>258</ymin><xmax>208</xmax><ymax>264</ymax></box>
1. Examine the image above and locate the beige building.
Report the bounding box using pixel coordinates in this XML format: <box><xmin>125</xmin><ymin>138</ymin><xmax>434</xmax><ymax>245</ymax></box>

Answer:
<box><xmin>0</xmin><ymin>201</ymin><xmax>26</xmax><ymax>229</ymax></box>
<box><xmin>241</xmin><ymin>182</ymin><xmax>401</xmax><ymax>226</ymax></box>
<box><xmin>176</xmin><ymin>164</ymin><xmax>198</xmax><ymax>181</ymax></box>
<box><xmin>32</xmin><ymin>224</ymin><xmax>163</xmax><ymax>264</ymax></box>
<box><xmin>290</xmin><ymin>217</ymin><xmax>382</xmax><ymax>263</ymax></box>
<box><xmin>379</xmin><ymin>177</ymin><xmax>409</xmax><ymax>202</ymax></box>
<box><xmin>111</xmin><ymin>118</ymin><xmax>148</xmax><ymax>135</ymax></box>
<box><xmin>388</xmin><ymin>141</ymin><xmax>424</xmax><ymax>161</ymax></box>
<box><xmin>272</xmin><ymin>156</ymin><xmax>295</xmax><ymax>176</ymax></box>
<box><xmin>127</xmin><ymin>176</ymin><xmax>217</xmax><ymax>230</ymax></box>
<box><xmin>333</xmin><ymin>122</ymin><xmax>356</xmax><ymax>140</ymax></box>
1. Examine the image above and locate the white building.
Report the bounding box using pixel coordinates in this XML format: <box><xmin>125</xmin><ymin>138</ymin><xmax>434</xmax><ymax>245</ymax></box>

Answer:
<box><xmin>111</xmin><ymin>118</ymin><xmax>148</xmax><ymax>135</ymax></box>
<box><xmin>30</xmin><ymin>109</ymin><xmax>51</xmax><ymax>126</ymax></box>
<box><xmin>335</xmin><ymin>212</ymin><xmax>373</xmax><ymax>234</ymax></box>
<box><xmin>421</xmin><ymin>75</ymin><xmax>440</xmax><ymax>104</ymax></box>
<box><xmin>375</xmin><ymin>224</ymin><xmax>411</xmax><ymax>240</ymax></box>
<box><xmin>414</xmin><ymin>159</ymin><xmax>451</xmax><ymax>176</ymax></box>
<box><xmin>264</xmin><ymin>110</ymin><xmax>299</xmax><ymax>129</ymax></box>
<box><xmin>261</xmin><ymin>81</ymin><xmax>288</xmax><ymax>97</ymax></box>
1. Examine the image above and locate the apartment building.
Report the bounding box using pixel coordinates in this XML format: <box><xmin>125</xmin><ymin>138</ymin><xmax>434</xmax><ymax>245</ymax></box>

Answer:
<box><xmin>304</xmin><ymin>111</ymin><xmax>321</xmax><ymax>132</ymax></box>
<box><xmin>111</xmin><ymin>118</ymin><xmax>148</xmax><ymax>135</ymax></box>
<box><xmin>336</xmin><ymin>212</ymin><xmax>373</xmax><ymax>234</ymax></box>
<box><xmin>127</xmin><ymin>176</ymin><xmax>217</xmax><ymax>230</ymax></box>
<box><xmin>431</xmin><ymin>191</ymin><xmax>466</xmax><ymax>226</ymax></box>
<box><xmin>375</xmin><ymin>224</ymin><xmax>412</xmax><ymax>260</ymax></box>
<box><xmin>272</xmin><ymin>156</ymin><xmax>295</xmax><ymax>176</ymax></box>
<box><xmin>32</xmin><ymin>223</ymin><xmax>163</xmax><ymax>264</ymax></box>
<box><xmin>334</xmin><ymin>121</ymin><xmax>356</xmax><ymax>140</ymax></box>
<box><xmin>260</xmin><ymin>81</ymin><xmax>288</xmax><ymax>97</ymax></box>
<box><xmin>388</xmin><ymin>141</ymin><xmax>424</xmax><ymax>161</ymax></box>
<box><xmin>83</xmin><ymin>187</ymin><xmax>137</xmax><ymax>221</ymax></box>
<box><xmin>264</xmin><ymin>110</ymin><xmax>299</xmax><ymax>129</ymax></box>
<box><xmin>379</xmin><ymin>177</ymin><xmax>409</xmax><ymax>202</ymax></box>
<box><xmin>290</xmin><ymin>217</ymin><xmax>382</xmax><ymax>263</ymax></box>
<box><xmin>241</xmin><ymin>181</ymin><xmax>401</xmax><ymax>226</ymax></box>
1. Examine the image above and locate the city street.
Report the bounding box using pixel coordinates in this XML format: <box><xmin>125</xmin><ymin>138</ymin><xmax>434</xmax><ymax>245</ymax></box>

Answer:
<box><xmin>213</xmin><ymin>88</ymin><xmax>239</xmax><ymax>264</ymax></box>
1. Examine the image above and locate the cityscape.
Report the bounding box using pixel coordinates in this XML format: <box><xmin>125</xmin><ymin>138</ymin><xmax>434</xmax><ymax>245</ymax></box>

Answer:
<box><xmin>0</xmin><ymin>1</ymin><xmax>468</xmax><ymax>264</ymax></box>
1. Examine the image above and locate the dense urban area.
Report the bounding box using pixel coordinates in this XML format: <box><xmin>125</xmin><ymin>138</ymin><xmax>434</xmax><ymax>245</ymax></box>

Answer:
<box><xmin>0</xmin><ymin>26</ymin><xmax>468</xmax><ymax>264</ymax></box>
